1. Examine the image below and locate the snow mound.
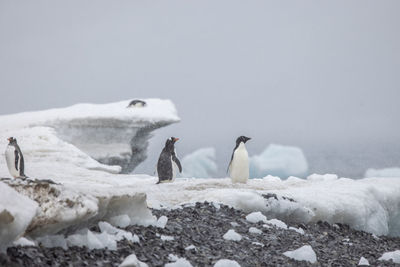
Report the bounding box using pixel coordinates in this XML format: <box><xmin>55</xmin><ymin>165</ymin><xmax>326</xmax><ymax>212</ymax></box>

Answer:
<box><xmin>365</xmin><ymin>168</ymin><xmax>400</xmax><ymax>178</ymax></box>
<box><xmin>180</xmin><ymin>147</ymin><xmax>218</xmax><ymax>178</ymax></box>
<box><xmin>223</xmin><ymin>229</ymin><xmax>242</xmax><ymax>241</ymax></box>
<box><xmin>378</xmin><ymin>250</ymin><xmax>400</xmax><ymax>264</ymax></box>
<box><xmin>250</xmin><ymin>144</ymin><xmax>308</xmax><ymax>178</ymax></box>
<box><xmin>0</xmin><ymin>182</ymin><xmax>38</xmax><ymax>252</ymax></box>
<box><xmin>214</xmin><ymin>259</ymin><xmax>241</xmax><ymax>267</ymax></box>
<box><xmin>358</xmin><ymin>256</ymin><xmax>370</xmax><ymax>266</ymax></box>
<box><xmin>119</xmin><ymin>253</ymin><xmax>149</xmax><ymax>267</ymax></box>
<box><xmin>0</xmin><ymin>99</ymin><xmax>179</xmax><ymax>174</ymax></box>
<box><xmin>283</xmin><ymin>245</ymin><xmax>317</xmax><ymax>264</ymax></box>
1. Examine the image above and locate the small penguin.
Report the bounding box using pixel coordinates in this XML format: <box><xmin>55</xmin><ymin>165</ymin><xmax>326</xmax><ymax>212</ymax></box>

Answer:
<box><xmin>5</xmin><ymin>137</ymin><xmax>27</xmax><ymax>179</ymax></box>
<box><xmin>157</xmin><ymin>137</ymin><xmax>182</xmax><ymax>183</ymax></box>
<box><xmin>228</xmin><ymin>136</ymin><xmax>251</xmax><ymax>183</ymax></box>
<box><xmin>127</xmin><ymin>99</ymin><xmax>146</xmax><ymax>108</ymax></box>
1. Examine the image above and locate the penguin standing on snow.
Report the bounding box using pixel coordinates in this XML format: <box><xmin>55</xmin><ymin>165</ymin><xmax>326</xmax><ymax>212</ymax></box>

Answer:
<box><xmin>157</xmin><ymin>137</ymin><xmax>182</xmax><ymax>183</ymax></box>
<box><xmin>228</xmin><ymin>136</ymin><xmax>251</xmax><ymax>183</ymax></box>
<box><xmin>5</xmin><ymin>137</ymin><xmax>27</xmax><ymax>179</ymax></box>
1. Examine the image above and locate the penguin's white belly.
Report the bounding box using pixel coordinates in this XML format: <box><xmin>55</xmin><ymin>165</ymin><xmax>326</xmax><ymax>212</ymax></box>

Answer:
<box><xmin>230</xmin><ymin>144</ymin><xmax>249</xmax><ymax>183</ymax></box>
<box><xmin>5</xmin><ymin>146</ymin><xmax>19</xmax><ymax>178</ymax></box>
<box><xmin>171</xmin><ymin>157</ymin><xmax>178</xmax><ymax>180</ymax></box>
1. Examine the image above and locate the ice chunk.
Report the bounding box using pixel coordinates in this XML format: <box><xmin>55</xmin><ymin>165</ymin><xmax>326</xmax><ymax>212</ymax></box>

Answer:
<box><xmin>155</xmin><ymin>216</ymin><xmax>168</xmax><ymax>228</ymax></box>
<box><xmin>109</xmin><ymin>215</ymin><xmax>131</xmax><ymax>228</ymax></box>
<box><xmin>0</xmin><ymin>182</ymin><xmax>38</xmax><ymax>252</ymax></box>
<box><xmin>358</xmin><ymin>257</ymin><xmax>370</xmax><ymax>266</ymax></box>
<box><xmin>165</xmin><ymin>258</ymin><xmax>193</xmax><ymax>267</ymax></box>
<box><xmin>214</xmin><ymin>259</ymin><xmax>241</xmax><ymax>267</ymax></box>
<box><xmin>161</xmin><ymin>235</ymin><xmax>174</xmax><ymax>241</ymax></box>
<box><xmin>119</xmin><ymin>253</ymin><xmax>149</xmax><ymax>267</ymax></box>
<box><xmin>288</xmin><ymin>227</ymin><xmax>305</xmax><ymax>235</ymax></box>
<box><xmin>283</xmin><ymin>245</ymin><xmax>317</xmax><ymax>264</ymax></box>
<box><xmin>37</xmin><ymin>235</ymin><xmax>68</xmax><ymax>250</ymax></box>
<box><xmin>185</xmin><ymin>245</ymin><xmax>196</xmax><ymax>250</ymax></box>
<box><xmin>249</xmin><ymin>227</ymin><xmax>262</xmax><ymax>234</ymax></box>
<box><xmin>180</xmin><ymin>147</ymin><xmax>218</xmax><ymax>178</ymax></box>
<box><xmin>13</xmin><ymin>237</ymin><xmax>36</xmax><ymax>247</ymax></box>
<box><xmin>246</xmin><ymin>212</ymin><xmax>267</xmax><ymax>224</ymax></box>
<box><xmin>266</xmin><ymin>218</ymin><xmax>287</xmax><ymax>229</ymax></box>
<box><xmin>378</xmin><ymin>250</ymin><xmax>400</xmax><ymax>264</ymax></box>
<box><xmin>223</xmin><ymin>229</ymin><xmax>242</xmax><ymax>241</ymax></box>
<box><xmin>99</xmin><ymin>221</ymin><xmax>139</xmax><ymax>243</ymax></box>
<box><xmin>365</xmin><ymin>168</ymin><xmax>400</xmax><ymax>178</ymax></box>
<box><xmin>250</xmin><ymin>144</ymin><xmax>308</xmax><ymax>178</ymax></box>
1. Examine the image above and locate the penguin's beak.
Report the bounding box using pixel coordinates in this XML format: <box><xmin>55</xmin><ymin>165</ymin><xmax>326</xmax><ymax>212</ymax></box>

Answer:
<box><xmin>173</xmin><ymin>137</ymin><xmax>180</xmax><ymax>142</ymax></box>
<box><xmin>7</xmin><ymin>137</ymin><xmax>12</xmax><ymax>142</ymax></box>
<box><xmin>246</xmin><ymin>137</ymin><xmax>252</xmax><ymax>142</ymax></box>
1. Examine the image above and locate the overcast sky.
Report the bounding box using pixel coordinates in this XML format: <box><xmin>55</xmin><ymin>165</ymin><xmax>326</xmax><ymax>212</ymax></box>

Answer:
<box><xmin>0</xmin><ymin>1</ymin><xmax>399</xmax><ymax>176</ymax></box>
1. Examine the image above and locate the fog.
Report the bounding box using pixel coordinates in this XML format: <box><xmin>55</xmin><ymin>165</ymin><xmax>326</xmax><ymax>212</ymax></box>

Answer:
<box><xmin>1</xmin><ymin>0</ymin><xmax>399</xmax><ymax>177</ymax></box>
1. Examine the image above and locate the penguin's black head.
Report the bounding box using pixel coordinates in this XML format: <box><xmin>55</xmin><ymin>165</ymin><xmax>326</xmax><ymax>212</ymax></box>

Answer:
<box><xmin>236</xmin><ymin>136</ymin><xmax>251</xmax><ymax>145</ymax></box>
<box><xmin>7</xmin><ymin>137</ymin><xmax>17</xmax><ymax>145</ymax></box>
<box><xmin>165</xmin><ymin>137</ymin><xmax>179</xmax><ymax>151</ymax></box>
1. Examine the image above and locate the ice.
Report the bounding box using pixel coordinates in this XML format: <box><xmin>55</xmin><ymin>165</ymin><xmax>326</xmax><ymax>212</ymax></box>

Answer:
<box><xmin>180</xmin><ymin>147</ymin><xmax>218</xmax><ymax>178</ymax></box>
<box><xmin>0</xmin><ymin>182</ymin><xmax>38</xmax><ymax>252</ymax></box>
<box><xmin>164</xmin><ymin>258</ymin><xmax>193</xmax><ymax>267</ymax></box>
<box><xmin>358</xmin><ymin>256</ymin><xmax>370</xmax><ymax>265</ymax></box>
<box><xmin>161</xmin><ymin>235</ymin><xmax>175</xmax><ymax>241</ymax></box>
<box><xmin>365</xmin><ymin>167</ymin><xmax>400</xmax><ymax>178</ymax></box>
<box><xmin>185</xmin><ymin>245</ymin><xmax>196</xmax><ymax>250</ymax></box>
<box><xmin>214</xmin><ymin>259</ymin><xmax>241</xmax><ymax>267</ymax></box>
<box><xmin>283</xmin><ymin>245</ymin><xmax>317</xmax><ymax>264</ymax></box>
<box><xmin>246</xmin><ymin>212</ymin><xmax>267</xmax><ymax>224</ymax></box>
<box><xmin>266</xmin><ymin>218</ymin><xmax>287</xmax><ymax>229</ymax></box>
<box><xmin>223</xmin><ymin>229</ymin><xmax>242</xmax><ymax>241</ymax></box>
<box><xmin>250</xmin><ymin>144</ymin><xmax>308</xmax><ymax>178</ymax></box>
<box><xmin>36</xmin><ymin>235</ymin><xmax>68</xmax><ymax>250</ymax></box>
<box><xmin>13</xmin><ymin>237</ymin><xmax>36</xmax><ymax>247</ymax></box>
<box><xmin>288</xmin><ymin>227</ymin><xmax>305</xmax><ymax>235</ymax></box>
<box><xmin>155</xmin><ymin>216</ymin><xmax>168</xmax><ymax>228</ymax></box>
<box><xmin>109</xmin><ymin>214</ymin><xmax>131</xmax><ymax>228</ymax></box>
<box><xmin>252</xmin><ymin>242</ymin><xmax>264</xmax><ymax>247</ymax></box>
<box><xmin>378</xmin><ymin>250</ymin><xmax>400</xmax><ymax>264</ymax></box>
<box><xmin>249</xmin><ymin>227</ymin><xmax>262</xmax><ymax>234</ymax></box>
<box><xmin>119</xmin><ymin>253</ymin><xmax>149</xmax><ymax>267</ymax></box>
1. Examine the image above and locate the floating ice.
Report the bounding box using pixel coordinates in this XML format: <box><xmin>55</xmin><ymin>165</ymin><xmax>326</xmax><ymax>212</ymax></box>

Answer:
<box><xmin>250</xmin><ymin>144</ymin><xmax>308</xmax><ymax>178</ymax></box>
<box><xmin>119</xmin><ymin>253</ymin><xmax>149</xmax><ymax>267</ymax></box>
<box><xmin>246</xmin><ymin>212</ymin><xmax>267</xmax><ymax>224</ymax></box>
<box><xmin>180</xmin><ymin>147</ymin><xmax>218</xmax><ymax>178</ymax></box>
<box><xmin>365</xmin><ymin>168</ymin><xmax>400</xmax><ymax>178</ymax></box>
<box><xmin>378</xmin><ymin>250</ymin><xmax>400</xmax><ymax>264</ymax></box>
<box><xmin>358</xmin><ymin>256</ymin><xmax>370</xmax><ymax>266</ymax></box>
<box><xmin>223</xmin><ymin>229</ymin><xmax>242</xmax><ymax>241</ymax></box>
<box><xmin>283</xmin><ymin>245</ymin><xmax>317</xmax><ymax>264</ymax></box>
<box><xmin>214</xmin><ymin>259</ymin><xmax>241</xmax><ymax>267</ymax></box>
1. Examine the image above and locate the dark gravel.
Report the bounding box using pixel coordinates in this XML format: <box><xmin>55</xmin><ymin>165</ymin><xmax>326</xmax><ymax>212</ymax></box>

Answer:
<box><xmin>3</xmin><ymin>202</ymin><xmax>400</xmax><ymax>267</ymax></box>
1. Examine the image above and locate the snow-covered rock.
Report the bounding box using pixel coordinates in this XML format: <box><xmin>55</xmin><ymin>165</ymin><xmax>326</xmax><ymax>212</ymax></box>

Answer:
<box><xmin>0</xmin><ymin>182</ymin><xmax>38</xmax><ymax>252</ymax></box>
<box><xmin>180</xmin><ymin>147</ymin><xmax>218</xmax><ymax>178</ymax></box>
<box><xmin>119</xmin><ymin>253</ymin><xmax>149</xmax><ymax>267</ymax></box>
<box><xmin>214</xmin><ymin>259</ymin><xmax>241</xmax><ymax>267</ymax></box>
<box><xmin>250</xmin><ymin>144</ymin><xmax>308</xmax><ymax>178</ymax></box>
<box><xmin>223</xmin><ymin>229</ymin><xmax>242</xmax><ymax>241</ymax></box>
<box><xmin>358</xmin><ymin>256</ymin><xmax>370</xmax><ymax>266</ymax></box>
<box><xmin>378</xmin><ymin>250</ymin><xmax>400</xmax><ymax>264</ymax></box>
<box><xmin>365</xmin><ymin>167</ymin><xmax>400</xmax><ymax>178</ymax></box>
<box><xmin>283</xmin><ymin>245</ymin><xmax>317</xmax><ymax>264</ymax></box>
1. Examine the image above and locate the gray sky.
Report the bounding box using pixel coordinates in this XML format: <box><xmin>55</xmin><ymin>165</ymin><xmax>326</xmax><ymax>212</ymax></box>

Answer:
<box><xmin>1</xmin><ymin>0</ymin><xmax>399</xmax><ymax>176</ymax></box>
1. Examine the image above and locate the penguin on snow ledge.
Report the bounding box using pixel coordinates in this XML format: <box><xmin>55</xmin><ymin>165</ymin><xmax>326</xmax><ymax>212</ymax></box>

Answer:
<box><xmin>5</xmin><ymin>137</ymin><xmax>27</xmax><ymax>179</ymax></box>
<box><xmin>157</xmin><ymin>137</ymin><xmax>182</xmax><ymax>184</ymax></box>
<box><xmin>228</xmin><ymin>136</ymin><xmax>251</xmax><ymax>183</ymax></box>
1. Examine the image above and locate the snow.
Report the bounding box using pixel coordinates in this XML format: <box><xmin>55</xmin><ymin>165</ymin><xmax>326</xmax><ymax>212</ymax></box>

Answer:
<box><xmin>0</xmin><ymin>182</ymin><xmax>38</xmax><ymax>252</ymax></box>
<box><xmin>246</xmin><ymin>212</ymin><xmax>267</xmax><ymax>224</ymax></box>
<box><xmin>289</xmin><ymin>227</ymin><xmax>305</xmax><ymax>235</ymax></box>
<box><xmin>249</xmin><ymin>227</ymin><xmax>262</xmax><ymax>234</ymax></box>
<box><xmin>119</xmin><ymin>253</ymin><xmax>149</xmax><ymax>267</ymax></box>
<box><xmin>213</xmin><ymin>259</ymin><xmax>241</xmax><ymax>267</ymax></box>
<box><xmin>223</xmin><ymin>229</ymin><xmax>242</xmax><ymax>241</ymax></box>
<box><xmin>365</xmin><ymin>167</ymin><xmax>400</xmax><ymax>178</ymax></box>
<box><xmin>283</xmin><ymin>245</ymin><xmax>317</xmax><ymax>264</ymax></box>
<box><xmin>250</xmin><ymin>144</ymin><xmax>308</xmax><ymax>179</ymax></box>
<box><xmin>161</xmin><ymin>235</ymin><xmax>175</xmax><ymax>241</ymax></box>
<box><xmin>164</xmin><ymin>258</ymin><xmax>193</xmax><ymax>267</ymax></box>
<box><xmin>180</xmin><ymin>147</ymin><xmax>218</xmax><ymax>178</ymax></box>
<box><xmin>378</xmin><ymin>250</ymin><xmax>400</xmax><ymax>264</ymax></box>
<box><xmin>266</xmin><ymin>218</ymin><xmax>287</xmax><ymax>229</ymax></box>
<box><xmin>13</xmin><ymin>237</ymin><xmax>36</xmax><ymax>247</ymax></box>
<box><xmin>358</xmin><ymin>256</ymin><xmax>370</xmax><ymax>265</ymax></box>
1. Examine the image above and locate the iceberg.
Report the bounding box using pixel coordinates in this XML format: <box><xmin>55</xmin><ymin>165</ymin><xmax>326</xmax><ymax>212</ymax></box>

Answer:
<box><xmin>180</xmin><ymin>147</ymin><xmax>218</xmax><ymax>178</ymax></box>
<box><xmin>249</xmin><ymin>144</ymin><xmax>308</xmax><ymax>179</ymax></box>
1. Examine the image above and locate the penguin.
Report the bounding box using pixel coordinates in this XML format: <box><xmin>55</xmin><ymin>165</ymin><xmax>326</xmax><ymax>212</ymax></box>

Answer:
<box><xmin>228</xmin><ymin>136</ymin><xmax>251</xmax><ymax>183</ymax></box>
<box><xmin>157</xmin><ymin>137</ymin><xmax>182</xmax><ymax>183</ymax></box>
<box><xmin>5</xmin><ymin>137</ymin><xmax>27</xmax><ymax>179</ymax></box>
<box><xmin>127</xmin><ymin>100</ymin><xmax>146</xmax><ymax>108</ymax></box>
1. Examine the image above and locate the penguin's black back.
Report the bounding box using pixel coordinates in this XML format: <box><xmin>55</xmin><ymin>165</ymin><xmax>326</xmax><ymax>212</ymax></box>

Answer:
<box><xmin>157</xmin><ymin>148</ymin><xmax>173</xmax><ymax>182</ymax></box>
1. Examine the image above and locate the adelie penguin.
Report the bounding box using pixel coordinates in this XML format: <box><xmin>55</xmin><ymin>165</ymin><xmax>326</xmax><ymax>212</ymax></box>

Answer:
<box><xmin>5</xmin><ymin>137</ymin><xmax>27</xmax><ymax>179</ymax></box>
<box><xmin>157</xmin><ymin>137</ymin><xmax>182</xmax><ymax>184</ymax></box>
<box><xmin>228</xmin><ymin>136</ymin><xmax>251</xmax><ymax>183</ymax></box>
<box><xmin>127</xmin><ymin>99</ymin><xmax>146</xmax><ymax>108</ymax></box>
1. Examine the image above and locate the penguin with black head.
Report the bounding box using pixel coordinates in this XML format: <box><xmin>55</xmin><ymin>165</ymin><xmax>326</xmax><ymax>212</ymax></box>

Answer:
<box><xmin>228</xmin><ymin>136</ymin><xmax>251</xmax><ymax>183</ymax></box>
<box><xmin>5</xmin><ymin>137</ymin><xmax>27</xmax><ymax>179</ymax></box>
<box><xmin>157</xmin><ymin>137</ymin><xmax>182</xmax><ymax>183</ymax></box>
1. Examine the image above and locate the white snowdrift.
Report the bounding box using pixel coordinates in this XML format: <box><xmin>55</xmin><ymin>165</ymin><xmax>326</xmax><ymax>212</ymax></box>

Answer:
<box><xmin>365</xmin><ymin>167</ymin><xmax>400</xmax><ymax>178</ymax></box>
<box><xmin>180</xmin><ymin>147</ymin><xmax>218</xmax><ymax>178</ymax></box>
<box><xmin>0</xmin><ymin>182</ymin><xmax>38</xmax><ymax>252</ymax></box>
<box><xmin>250</xmin><ymin>144</ymin><xmax>308</xmax><ymax>178</ymax></box>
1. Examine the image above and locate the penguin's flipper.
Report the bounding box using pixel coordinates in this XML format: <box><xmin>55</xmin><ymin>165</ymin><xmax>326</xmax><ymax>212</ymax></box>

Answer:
<box><xmin>172</xmin><ymin>155</ymin><xmax>182</xmax><ymax>173</ymax></box>
<box><xmin>14</xmin><ymin>150</ymin><xmax>19</xmax><ymax>171</ymax></box>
